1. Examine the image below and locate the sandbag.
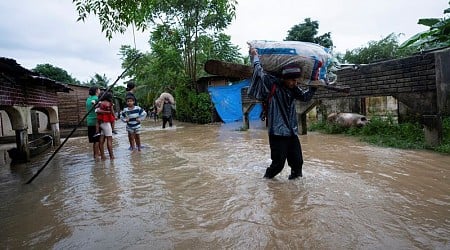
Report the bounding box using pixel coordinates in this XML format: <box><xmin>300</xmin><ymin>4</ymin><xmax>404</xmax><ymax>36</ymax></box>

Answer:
<box><xmin>248</xmin><ymin>40</ymin><xmax>332</xmax><ymax>82</ymax></box>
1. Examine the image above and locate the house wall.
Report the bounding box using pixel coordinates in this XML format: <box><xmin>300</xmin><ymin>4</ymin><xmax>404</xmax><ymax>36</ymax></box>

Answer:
<box><xmin>57</xmin><ymin>84</ymin><xmax>89</xmax><ymax>128</ymax></box>
<box><xmin>0</xmin><ymin>73</ymin><xmax>59</xmax><ymax>137</ymax></box>
<box><xmin>208</xmin><ymin>79</ymin><xmax>228</xmax><ymax>87</ymax></box>
<box><xmin>0</xmin><ymin>81</ymin><xmax>89</xmax><ymax>134</ymax></box>
<box><xmin>0</xmin><ymin>78</ymin><xmax>59</xmax><ymax>107</ymax></box>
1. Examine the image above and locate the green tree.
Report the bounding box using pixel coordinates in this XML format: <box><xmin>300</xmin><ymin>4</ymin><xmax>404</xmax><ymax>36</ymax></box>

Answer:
<box><xmin>119</xmin><ymin>29</ymin><xmax>242</xmax><ymax>122</ymax></box>
<box><xmin>285</xmin><ymin>18</ymin><xmax>333</xmax><ymax>48</ymax></box>
<box><xmin>73</xmin><ymin>0</ymin><xmax>237</xmax><ymax>85</ymax></box>
<box><xmin>73</xmin><ymin>0</ymin><xmax>240</xmax><ymax>123</ymax></box>
<box><xmin>33</xmin><ymin>63</ymin><xmax>79</xmax><ymax>84</ymax></box>
<box><xmin>400</xmin><ymin>2</ymin><xmax>450</xmax><ymax>51</ymax></box>
<box><xmin>343</xmin><ymin>33</ymin><xmax>415</xmax><ymax>64</ymax></box>
<box><xmin>84</xmin><ymin>73</ymin><xmax>110</xmax><ymax>88</ymax></box>
<box><xmin>197</xmin><ymin>33</ymin><xmax>243</xmax><ymax>65</ymax></box>
<box><xmin>119</xmin><ymin>41</ymin><xmax>187</xmax><ymax>109</ymax></box>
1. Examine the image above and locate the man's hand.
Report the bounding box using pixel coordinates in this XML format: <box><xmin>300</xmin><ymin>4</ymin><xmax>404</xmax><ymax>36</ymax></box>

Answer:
<box><xmin>247</xmin><ymin>42</ymin><xmax>258</xmax><ymax>56</ymax></box>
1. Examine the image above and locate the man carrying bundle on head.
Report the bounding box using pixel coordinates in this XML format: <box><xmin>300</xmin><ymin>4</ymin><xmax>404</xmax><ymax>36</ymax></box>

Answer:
<box><xmin>248</xmin><ymin>45</ymin><xmax>317</xmax><ymax>180</ymax></box>
<box><xmin>156</xmin><ymin>92</ymin><xmax>175</xmax><ymax>129</ymax></box>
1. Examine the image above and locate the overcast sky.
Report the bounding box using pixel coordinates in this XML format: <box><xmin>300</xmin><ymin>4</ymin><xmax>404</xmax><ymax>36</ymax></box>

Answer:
<box><xmin>0</xmin><ymin>0</ymin><xmax>447</xmax><ymax>85</ymax></box>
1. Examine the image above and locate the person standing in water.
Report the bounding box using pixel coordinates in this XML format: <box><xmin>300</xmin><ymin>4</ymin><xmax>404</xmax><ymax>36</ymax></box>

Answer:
<box><xmin>125</xmin><ymin>81</ymin><xmax>138</xmax><ymax>147</ymax></box>
<box><xmin>158</xmin><ymin>97</ymin><xmax>175</xmax><ymax>129</ymax></box>
<box><xmin>86</xmin><ymin>86</ymin><xmax>101</xmax><ymax>160</ymax></box>
<box><xmin>96</xmin><ymin>91</ymin><xmax>115</xmax><ymax>160</ymax></box>
<box><xmin>120</xmin><ymin>96</ymin><xmax>147</xmax><ymax>151</ymax></box>
<box><xmin>94</xmin><ymin>91</ymin><xmax>117</xmax><ymax>137</ymax></box>
<box><xmin>248</xmin><ymin>46</ymin><xmax>317</xmax><ymax>180</ymax></box>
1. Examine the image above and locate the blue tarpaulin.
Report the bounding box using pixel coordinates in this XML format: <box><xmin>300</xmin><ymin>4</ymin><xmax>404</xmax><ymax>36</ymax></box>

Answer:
<box><xmin>208</xmin><ymin>79</ymin><xmax>262</xmax><ymax>123</ymax></box>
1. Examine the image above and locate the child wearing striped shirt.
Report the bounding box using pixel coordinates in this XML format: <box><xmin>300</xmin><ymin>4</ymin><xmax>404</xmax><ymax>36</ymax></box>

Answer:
<box><xmin>120</xmin><ymin>96</ymin><xmax>147</xmax><ymax>151</ymax></box>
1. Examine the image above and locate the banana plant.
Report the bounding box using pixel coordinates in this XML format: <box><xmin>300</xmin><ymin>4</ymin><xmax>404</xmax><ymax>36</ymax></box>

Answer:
<box><xmin>400</xmin><ymin>2</ymin><xmax>450</xmax><ymax>51</ymax></box>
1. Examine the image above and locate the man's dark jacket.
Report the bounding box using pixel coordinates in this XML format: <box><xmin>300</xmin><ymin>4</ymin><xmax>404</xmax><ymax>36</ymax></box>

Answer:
<box><xmin>248</xmin><ymin>56</ymin><xmax>316</xmax><ymax>136</ymax></box>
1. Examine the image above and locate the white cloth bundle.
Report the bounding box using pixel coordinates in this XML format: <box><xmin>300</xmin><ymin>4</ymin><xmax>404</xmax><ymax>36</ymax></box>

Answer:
<box><xmin>248</xmin><ymin>40</ymin><xmax>332</xmax><ymax>82</ymax></box>
<box><xmin>155</xmin><ymin>92</ymin><xmax>175</xmax><ymax>112</ymax></box>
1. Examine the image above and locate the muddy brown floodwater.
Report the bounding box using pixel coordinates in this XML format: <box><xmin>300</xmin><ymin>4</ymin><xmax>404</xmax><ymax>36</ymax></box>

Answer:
<box><xmin>0</xmin><ymin>120</ymin><xmax>449</xmax><ymax>249</ymax></box>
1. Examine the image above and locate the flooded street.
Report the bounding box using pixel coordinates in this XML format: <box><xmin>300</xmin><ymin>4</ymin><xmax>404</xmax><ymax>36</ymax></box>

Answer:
<box><xmin>0</xmin><ymin>120</ymin><xmax>449</xmax><ymax>249</ymax></box>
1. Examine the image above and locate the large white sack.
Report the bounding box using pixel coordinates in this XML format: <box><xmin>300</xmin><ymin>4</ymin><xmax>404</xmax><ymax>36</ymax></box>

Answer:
<box><xmin>248</xmin><ymin>40</ymin><xmax>332</xmax><ymax>81</ymax></box>
<box><xmin>155</xmin><ymin>92</ymin><xmax>175</xmax><ymax>112</ymax></box>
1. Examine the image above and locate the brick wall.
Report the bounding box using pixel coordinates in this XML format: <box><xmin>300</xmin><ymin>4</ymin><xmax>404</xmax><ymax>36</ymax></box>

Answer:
<box><xmin>0</xmin><ymin>78</ymin><xmax>59</xmax><ymax>106</ymax></box>
<box><xmin>57</xmin><ymin>84</ymin><xmax>90</xmax><ymax>128</ymax></box>
<box><xmin>315</xmin><ymin>53</ymin><xmax>436</xmax><ymax>99</ymax></box>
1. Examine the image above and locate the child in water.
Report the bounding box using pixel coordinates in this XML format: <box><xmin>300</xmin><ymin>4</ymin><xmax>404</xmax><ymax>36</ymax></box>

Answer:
<box><xmin>95</xmin><ymin>91</ymin><xmax>116</xmax><ymax>137</ymax></box>
<box><xmin>120</xmin><ymin>96</ymin><xmax>147</xmax><ymax>151</ymax></box>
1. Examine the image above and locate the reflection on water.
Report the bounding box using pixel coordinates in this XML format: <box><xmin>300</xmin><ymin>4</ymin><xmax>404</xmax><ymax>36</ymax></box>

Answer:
<box><xmin>0</xmin><ymin>120</ymin><xmax>449</xmax><ymax>249</ymax></box>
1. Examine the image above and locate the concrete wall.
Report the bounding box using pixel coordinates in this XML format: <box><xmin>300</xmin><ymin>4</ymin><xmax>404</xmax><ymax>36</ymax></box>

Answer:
<box><xmin>435</xmin><ymin>48</ymin><xmax>450</xmax><ymax>115</ymax></box>
<box><xmin>0</xmin><ymin>110</ymin><xmax>49</xmax><ymax>136</ymax></box>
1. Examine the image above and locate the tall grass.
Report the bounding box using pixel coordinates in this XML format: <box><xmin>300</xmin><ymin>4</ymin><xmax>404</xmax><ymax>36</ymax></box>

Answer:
<box><xmin>308</xmin><ymin>116</ymin><xmax>450</xmax><ymax>154</ymax></box>
<box><xmin>436</xmin><ymin>117</ymin><xmax>450</xmax><ymax>153</ymax></box>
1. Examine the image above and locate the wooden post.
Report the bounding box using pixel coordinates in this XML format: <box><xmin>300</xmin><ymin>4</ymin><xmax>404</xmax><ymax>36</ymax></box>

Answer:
<box><xmin>299</xmin><ymin>113</ymin><xmax>308</xmax><ymax>135</ymax></box>
<box><xmin>243</xmin><ymin>110</ymin><xmax>250</xmax><ymax>129</ymax></box>
<box><xmin>242</xmin><ymin>103</ymin><xmax>256</xmax><ymax>129</ymax></box>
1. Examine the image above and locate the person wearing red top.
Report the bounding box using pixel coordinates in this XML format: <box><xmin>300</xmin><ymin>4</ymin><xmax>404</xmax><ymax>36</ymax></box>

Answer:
<box><xmin>95</xmin><ymin>91</ymin><xmax>115</xmax><ymax>160</ymax></box>
<box><xmin>97</xmin><ymin>99</ymin><xmax>115</xmax><ymax>123</ymax></box>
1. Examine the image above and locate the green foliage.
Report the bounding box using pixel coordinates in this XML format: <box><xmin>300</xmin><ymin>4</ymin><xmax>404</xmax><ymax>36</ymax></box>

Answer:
<box><xmin>356</xmin><ymin>117</ymin><xmax>425</xmax><ymax>149</ymax></box>
<box><xmin>73</xmin><ymin>0</ymin><xmax>238</xmax><ymax>84</ymax></box>
<box><xmin>358</xmin><ymin>116</ymin><xmax>395</xmax><ymax>136</ymax></box>
<box><xmin>174</xmin><ymin>84</ymin><xmax>212</xmax><ymax>124</ymax></box>
<box><xmin>197</xmin><ymin>33</ymin><xmax>243</xmax><ymax>65</ymax></box>
<box><xmin>83</xmin><ymin>73</ymin><xmax>110</xmax><ymax>88</ymax></box>
<box><xmin>285</xmin><ymin>18</ymin><xmax>333</xmax><ymax>48</ymax></box>
<box><xmin>33</xmin><ymin>63</ymin><xmax>80</xmax><ymax>84</ymax></box>
<box><xmin>309</xmin><ymin>120</ymin><xmax>346</xmax><ymax>134</ymax></box>
<box><xmin>401</xmin><ymin>2</ymin><xmax>450</xmax><ymax>51</ymax></box>
<box><xmin>73</xmin><ymin>0</ymin><xmax>244</xmax><ymax>124</ymax></box>
<box><xmin>435</xmin><ymin>117</ymin><xmax>450</xmax><ymax>153</ymax></box>
<box><xmin>119</xmin><ymin>43</ymin><xmax>189</xmax><ymax>109</ymax></box>
<box><xmin>343</xmin><ymin>33</ymin><xmax>416</xmax><ymax>64</ymax></box>
<box><xmin>309</xmin><ymin>116</ymin><xmax>450</xmax><ymax>154</ymax></box>
<box><xmin>118</xmin><ymin>26</ymin><xmax>243</xmax><ymax>119</ymax></box>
